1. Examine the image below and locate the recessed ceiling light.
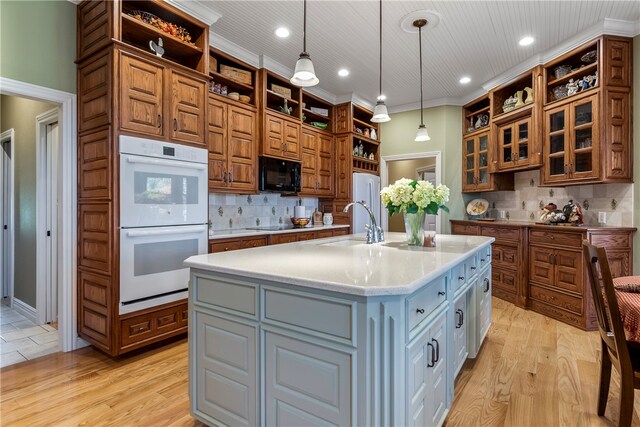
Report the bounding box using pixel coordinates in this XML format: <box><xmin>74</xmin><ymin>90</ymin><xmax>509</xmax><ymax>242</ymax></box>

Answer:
<box><xmin>275</xmin><ymin>27</ymin><xmax>290</xmax><ymax>38</ymax></box>
<box><xmin>519</xmin><ymin>36</ymin><xmax>534</xmax><ymax>46</ymax></box>
<box><xmin>459</xmin><ymin>76</ymin><xmax>471</xmax><ymax>84</ymax></box>
<box><xmin>338</xmin><ymin>69</ymin><xmax>349</xmax><ymax>77</ymax></box>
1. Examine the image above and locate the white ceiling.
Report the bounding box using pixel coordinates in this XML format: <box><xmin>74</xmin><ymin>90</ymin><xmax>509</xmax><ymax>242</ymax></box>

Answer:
<box><xmin>197</xmin><ymin>1</ymin><xmax>639</xmax><ymax>110</ymax></box>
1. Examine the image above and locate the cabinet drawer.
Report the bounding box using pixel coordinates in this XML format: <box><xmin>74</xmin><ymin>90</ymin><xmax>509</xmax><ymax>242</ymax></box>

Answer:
<box><xmin>589</xmin><ymin>233</ymin><xmax>631</xmax><ymax>249</ymax></box>
<box><xmin>466</xmin><ymin>253</ymin><xmax>479</xmax><ymax>279</ymax></box>
<box><xmin>481</xmin><ymin>226</ymin><xmax>520</xmax><ymax>241</ymax></box>
<box><xmin>316</xmin><ymin>230</ymin><xmax>334</xmax><ymax>239</ymax></box>
<box><xmin>120</xmin><ymin>302</ymin><xmax>188</xmax><ymax>348</ymax></box>
<box><xmin>270</xmin><ymin>234</ymin><xmax>298</xmax><ymax>245</ymax></box>
<box><xmin>529</xmin><ymin>229</ymin><xmax>582</xmax><ymax>247</ymax></box>
<box><xmin>451</xmin><ymin>223</ymin><xmax>479</xmax><ymax>236</ymax></box>
<box><xmin>209</xmin><ymin>240</ymin><xmax>243</xmax><ymax>253</ymax></box>
<box><xmin>492</xmin><ymin>243</ymin><xmax>519</xmax><ymax>269</ymax></box>
<box><xmin>262</xmin><ymin>287</ymin><xmax>354</xmax><ymax>342</ymax></box>
<box><xmin>479</xmin><ymin>245</ymin><xmax>492</xmax><ymax>269</ymax></box>
<box><xmin>296</xmin><ymin>232</ymin><xmax>316</xmax><ymax>241</ymax></box>
<box><xmin>529</xmin><ymin>284</ymin><xmax>583</xmax><ymax>315</ymax></box>
<box><xmin>241</xmin><ymin>237</ymin><xmax>268</xmax><ymax>249</ymax></box>
<box><xmin>193</xmin><ymin>275</ymin><xmax>258</xmax><ymax>317</ymax></box>
<box><xmin>407</xmin><ymin>275</ymin><xmax>447</xmax><ymax>332</ymax></box>
<box><xmin>451</xmin><ymin>263</ymin><xmax>467</xmax><ymax>293</ymax></box>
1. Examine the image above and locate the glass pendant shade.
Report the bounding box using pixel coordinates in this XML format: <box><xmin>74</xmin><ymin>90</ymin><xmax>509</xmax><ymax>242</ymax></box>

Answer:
<box><xmin>414</xmin><ymin>124</ymin><xmax>431</xmax><ymax>141</ymax></box>
<box><xmin>291</xmin><ymin>53</ymin><xmax>319</xmax><ymax>87</ymax></box>
<box><xmin>371</xmin><ymin>100</ymin><xmax>391</xmax><ymax>123</ymax></box>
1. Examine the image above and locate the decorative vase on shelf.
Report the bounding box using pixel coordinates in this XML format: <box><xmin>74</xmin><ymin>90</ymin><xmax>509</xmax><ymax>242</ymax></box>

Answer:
<box><xmin>370</xmin><ymin>128</ymin><xmax>377</xmax><ymax>140</ymax></box>
<box><xmin>524</xmin><ymin>87</ymin><xmax>533</xmax><ymax>104</ymax></box>
<box><xmin>403</xmin><ymin>211</ymin><xmax>426</xmax><ymax>246</ymax></box>
<box><xmin>514</xmin><ymin>90</ymin><xmax>524</xmax><ymax>108</ymax></box>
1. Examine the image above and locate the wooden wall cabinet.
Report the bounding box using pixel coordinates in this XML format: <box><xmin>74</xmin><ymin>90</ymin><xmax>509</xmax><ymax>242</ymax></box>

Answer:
<box><xmin>462</xmin><ymin>131</ymin><xmax>513</xmax><ymax>192</ymax></box>
<box><xmin>541</xmin><ymin>36</ymin><xmax>632</xmax><ymax>186</ymax></box>
<box><xmin>300</xmin><ymin>126</ymin><xmax>334</xmax><ymax>197</ymax></box>
<box><xmin>208</xmin><ymin>94</ymin><xmax>258</xmax><ymax>193</ymax></box>
<box><xmin>262</xmin><ymin>112</ymin><xmax>301</xmax><ymax>160</ymax></box>
<box><xmin>120</xmin><ymin>50</ymin><xmax>207</xmax><ymax>147</ymax></box>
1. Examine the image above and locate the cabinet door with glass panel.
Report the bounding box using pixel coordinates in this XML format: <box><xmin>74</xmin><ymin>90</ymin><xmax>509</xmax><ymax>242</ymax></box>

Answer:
<box><xmin>543</xmin><ymin>95</ymin><xmax>599</xmax><ymax>184</ymax></box>
<box><xmin>462</xmin><ymin>131</ymin><xmax>491</xmax><ymax>192</ymax></box>
<box><xmin>497</xmin><ymin>117</ymin><xmax>532</xmax><ymax>171</ymax></box>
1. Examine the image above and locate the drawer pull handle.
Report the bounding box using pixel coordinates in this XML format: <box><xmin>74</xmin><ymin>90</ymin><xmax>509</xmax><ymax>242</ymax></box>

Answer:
<box><xmin>438</xmin><ymin>291</ymin><xmax>445</xmax><ymax>297</ymax></box>
<box><xmin>455</xmin><ymin>309</ymin><xmax>464</xmax><ymax>328</ymax></box>
<box><xmin>470</xmin><ymin>266</ymin><xmax>477</xmax><ymax>271</ymax></box>
<box><xmin>432</xmin><ymin>338</ymin><xmax>440</xmax><ymax>363</ymax></box>
<box><xmin>458</xmin><ymin>276</ymin><xmax>465</xmax><ymax>281</ymax></box>
<box><xmin>416</xmin><ymin>308</ymin><xmax>425</xmax><ymax>314</ymax></box>
<box><xmin>480</xmin><ymin>258</ymin><xmax>485</xmax><ymax>262</ymax></box>
<box><xmin>483</xmin><ymin>278</ymin><xmax>490</xmax><ymax>293</ymax></box>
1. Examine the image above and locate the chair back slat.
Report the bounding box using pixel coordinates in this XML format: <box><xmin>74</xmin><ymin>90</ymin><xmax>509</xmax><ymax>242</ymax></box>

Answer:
<box><xmin>582</xmin><ymin>240</ymin><xmax>633</xmax><ymax>375</ymax></box>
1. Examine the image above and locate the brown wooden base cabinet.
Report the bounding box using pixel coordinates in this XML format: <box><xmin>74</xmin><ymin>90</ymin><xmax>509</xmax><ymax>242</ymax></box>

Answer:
<box><xmin>209</xmin><ymin>228</ymin><xmax>349</xmax><ymax>253</ymax></box>
<box><xmin>451</xmin><ymin>220</ymin><xmax>635</xmax><ymax>330</ymax></box>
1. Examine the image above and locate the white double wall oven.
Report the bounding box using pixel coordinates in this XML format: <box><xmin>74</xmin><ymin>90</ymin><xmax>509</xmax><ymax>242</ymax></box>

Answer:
<box><xmin>119</xmin><ymin>136</ymin><xmax>208</xmax><ymax>314</ymax></box>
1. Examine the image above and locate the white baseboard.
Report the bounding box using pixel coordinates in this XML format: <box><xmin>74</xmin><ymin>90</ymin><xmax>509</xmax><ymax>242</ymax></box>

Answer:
<box><xmin>12</xmin><ymin>297</ymin><xmax>38</xmax><ymax>324</ymax></box>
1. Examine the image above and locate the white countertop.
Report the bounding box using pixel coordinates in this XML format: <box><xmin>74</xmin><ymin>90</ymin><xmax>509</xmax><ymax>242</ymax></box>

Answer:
<box><xmin>208</xmin><ymin>224</ymin><xmax>349</xmax><ymax>240</ymax></box>
<box><xmin>186</xmin><ymin>233</ymin><xmax>494</xmax><ymax>296</ymax></box>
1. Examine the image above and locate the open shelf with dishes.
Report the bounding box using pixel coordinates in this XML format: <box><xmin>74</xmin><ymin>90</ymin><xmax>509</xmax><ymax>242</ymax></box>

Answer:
<box><xmin>544</xmin><ymin>39</ymin><xmax>599</xmax><ymax>105</ymax></box>
<box><xmin>120</xmin><ymin>0</ymin><xmax>208</xmax><ymax>72</ymax></box>
<box><xmin>302</xmin><ymin>91</ymin><xmax>333</xmax><ymax>132</ymax></box>
<box><xmin>209</xmin><ymin>47</ymin><xmax>256</xmax><ymax>106</ymax></box>
<box><xmin>463</xmin><ymin>95</ymin><xmax>491</xmax><ymax>135</ymax></box>
<box><xmin>491</xmin><ymin>70</ymin><xmax>535</xmax><ymax>121</ymax></box>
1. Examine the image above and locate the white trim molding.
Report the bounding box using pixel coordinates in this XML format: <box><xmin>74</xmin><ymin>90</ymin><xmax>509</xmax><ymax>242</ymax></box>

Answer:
<box><xmin>0</xmin><ymin>128</ymin><xmax>15</xmax><ymax>305</ymax></box>
<box><xmin>165</xmin><ymin>0</ymin><xmax>221</xmax><ymax>26</ymax></box>
<box><xmin>210</xmin><ymin>31</ymin><xmax>260</xmax><ymax>68</ymax></box>
<box><xmin>0</xmin><ymin>77</ymin><xmax>84</xmax><ymax>353</ymax></box>
<box><xmin>12</xmin><ymin>297</ymin><xmax>38</xmax><ymax>325</ymax></box>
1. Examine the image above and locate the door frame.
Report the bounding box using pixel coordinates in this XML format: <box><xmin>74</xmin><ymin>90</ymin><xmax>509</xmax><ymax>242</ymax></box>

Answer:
<box><xmin>36</xmin><ymin>109</ymin><xmax>59</xmax><ymax>325</ymax></box>
<box><xmin>0</xmin><ymin>128</ymin><xmax>15</xmax><ymax>304</ymax></box>
<box><xmin>380</xmin><ymin>151</ymin><xmax>443</xmax><ymax>233</ymax></box>
<box><xmin>0</xmin><ymin>77</ymin><xmax>83</xmax><ymax>352</ymax></box>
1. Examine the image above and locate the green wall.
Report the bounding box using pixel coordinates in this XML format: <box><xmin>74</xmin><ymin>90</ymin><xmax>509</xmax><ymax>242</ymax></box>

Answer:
<box><xmin>633</xmin><ymin>35</ymin><xmax>639</xmax><ymax>274</ymax></box>
<box><xmin>1</xmin><ymin>95</ymin><xmax>57</xmax><ymax>308</ymax></box>
<box><xmin>0</xmin><ymin>0</ymin><xmax>76</xmax><ymax>94</ymax></box>
<box><xmin>380</xmin><ymin>106</ymin><xmax>463</xmax><ymax>233</ymax></box>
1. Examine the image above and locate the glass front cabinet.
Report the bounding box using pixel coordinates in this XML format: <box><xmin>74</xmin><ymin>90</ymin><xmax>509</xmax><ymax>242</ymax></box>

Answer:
<box><xmin>543</xmin><ymin>94</ymin><xmax>599</xmax><ymax>184</ymax></box>
<box><xmin>463</xmin><ymin>132</ymin><xmax>492</xmax><ymax>192</ymax></box>
<box><xmin>496</xmin><ymin>117</ymin><xmax>532</xmax><ymax>170</ymax></box>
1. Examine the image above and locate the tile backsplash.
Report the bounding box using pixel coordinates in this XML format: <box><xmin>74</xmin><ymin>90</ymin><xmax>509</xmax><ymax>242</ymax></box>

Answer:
<box><xmin>209</xmin><ymin>193</ymin><xmax>319</xmax><ymax>230</ymax></box>
<box><xmin>477</xmin><ymin>170</ymin><xmax>633</xmax><ymax>226</ymax></box>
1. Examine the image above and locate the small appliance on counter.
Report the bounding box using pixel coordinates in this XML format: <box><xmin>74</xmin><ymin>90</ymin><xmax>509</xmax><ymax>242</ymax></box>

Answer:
<box><xmin>118</xmin><ymin>136</ymin><xmax>208</xmax><ymax>314</ymax></box>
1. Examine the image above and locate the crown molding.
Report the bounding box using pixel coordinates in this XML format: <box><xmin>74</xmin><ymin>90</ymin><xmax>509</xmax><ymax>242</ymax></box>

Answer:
<box><xmin>259</xmin><ymin>55</ymin><xmax>293</xmax><ymax>82</ymax></box>
<box><xmin>165</xmin><ymin>0</ymin><xmax>221</xmax><ymax>26</ymax></box>
<box><xmin>210</xmin><ymin>31</ymin><xmax>260</xmax><ymax>68</ymax></box>
<box><xmin>388</xmin><ymin>97</ymin><xmax>463</xmax><ymax>114</ymax></box>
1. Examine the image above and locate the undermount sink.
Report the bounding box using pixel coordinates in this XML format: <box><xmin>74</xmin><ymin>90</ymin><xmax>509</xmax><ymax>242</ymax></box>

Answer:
<box><xmin>319</xmin><ymin>239</ymin><xmax>368</xmax><ymax>247</ymax></box>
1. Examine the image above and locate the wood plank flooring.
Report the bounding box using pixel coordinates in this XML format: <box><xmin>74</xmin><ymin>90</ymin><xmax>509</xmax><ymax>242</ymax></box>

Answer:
<box><xmin>1</xmin><ymin>297</ymin><xmax>638</xmax><ymax>426</ymax></box>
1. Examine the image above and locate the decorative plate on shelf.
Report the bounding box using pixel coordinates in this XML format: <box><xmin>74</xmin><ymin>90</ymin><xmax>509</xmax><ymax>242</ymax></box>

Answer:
<box><xmin>581</xmin><ymin>50</ymin><xmax>597</xmax><ymax>63</ymax></box>
<box><xmin>466</xmin><ymin>198</ymin><xmax>489</xmax><ymax>216</ymax></box>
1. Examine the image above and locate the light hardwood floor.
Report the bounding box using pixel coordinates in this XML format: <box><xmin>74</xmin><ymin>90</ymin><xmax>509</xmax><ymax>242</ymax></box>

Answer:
<box><xmin>1</xmin><ymin>297</ymin><xmax>638</xmax><ymax>426</ymax></box>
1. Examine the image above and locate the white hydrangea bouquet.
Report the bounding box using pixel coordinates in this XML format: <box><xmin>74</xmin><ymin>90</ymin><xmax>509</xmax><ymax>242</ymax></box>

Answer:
<box><xmin>380</xmin><ymin>179</ymin><xmax>450</xmax><ymax>246</ymax></box>
<box><xmin>380</xmin><ymin>178</ymin><xmax>450</xmax><ymax>216</ymax></box>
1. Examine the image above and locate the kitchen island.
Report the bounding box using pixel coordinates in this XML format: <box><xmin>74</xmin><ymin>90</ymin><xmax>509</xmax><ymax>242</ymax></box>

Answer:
<box><xmin>185</xmin><ymin>233</ymin><xmax>494</xmax><ymax>427</ymax></box>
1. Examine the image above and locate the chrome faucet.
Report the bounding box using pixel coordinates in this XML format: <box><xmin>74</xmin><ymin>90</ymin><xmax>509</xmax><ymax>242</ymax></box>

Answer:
<box><xmin>343</xmin><ymin>201</ymin><xmax>384</xmax><ymax>244</ymax></box>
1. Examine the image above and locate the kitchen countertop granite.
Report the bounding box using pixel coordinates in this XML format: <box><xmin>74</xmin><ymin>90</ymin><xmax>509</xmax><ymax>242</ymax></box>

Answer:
<box><xmin>208</xmin><ymin>224</ymin><xmax>350</xmax><ymax>240</ymax></box>
<box><xmin>186</xmin><ymin>232</ymin><xmax>494</xmax><ymax>296</ymax></box>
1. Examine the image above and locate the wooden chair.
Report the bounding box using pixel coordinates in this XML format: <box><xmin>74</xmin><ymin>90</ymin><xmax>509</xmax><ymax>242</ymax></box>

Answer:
<box><xmin>582</xmin><ymin>240</ymin><xmax>640</xmax><ymax>427</ymax></box>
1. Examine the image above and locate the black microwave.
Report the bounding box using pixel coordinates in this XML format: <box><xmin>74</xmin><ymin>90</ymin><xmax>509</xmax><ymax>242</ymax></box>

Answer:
<box><xmin>259</xmin><ymin>157</ymin><xmax>301</xmax><ymax>194</ymax></box>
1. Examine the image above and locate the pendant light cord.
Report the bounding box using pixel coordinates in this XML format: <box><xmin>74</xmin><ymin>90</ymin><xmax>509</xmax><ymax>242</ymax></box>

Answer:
<box><xmin>378</xmin><ymin>0</ymin><xmax>383</xmax><ymax>98</ymax></box>
<box><xmin>303</xmin><ymin>0</ymin><xmax>307</xmax><ymax>54</ymax></box>
<box><xmin>419</xmin><ymin>25</ymin><xmax>424</xmax><ymax>125</ymax></box>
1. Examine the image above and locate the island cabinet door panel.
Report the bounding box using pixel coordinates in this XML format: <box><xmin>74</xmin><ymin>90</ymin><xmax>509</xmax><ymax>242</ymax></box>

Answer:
<box><xmin>170</xmin><ymin>70</ymin><xmax>206</xmax><ymax>146</ymax></box>
<box><xmin>207</xmin><ymin>98</ymin><xmax>227</xmax><ymax>188</ymax></box>
<box><xmin>227</xmin><ymin>106</ymin><xmax>257</xmax><ymax>191</ymax></box>
<box><xmin>477</xmin><ymin>270</ymin><xmax>492</xmax><ymax>344</ymax></box>
<box><xmin>264</xmin><ymin>330</ymin><xmax>352</xmax><ymax>427</ymax></box>
<box><xmin>194</xmin><ymin>312</ymin><xmax>257</xmax><ymax>427</ymax></box>
<box><xmin>453</xmin><ymin>295</ymin><xmax>468</xmax><ymax>376</ymax></box>
<box><xmin>529</xmin><ymin>245</ymin><xmax>554</xmax><ymax>286</ymax></box>
<box><xmin>120</xmin><ymin>53</ymin><xmax>164</xmax><ymax>136</ymax></box>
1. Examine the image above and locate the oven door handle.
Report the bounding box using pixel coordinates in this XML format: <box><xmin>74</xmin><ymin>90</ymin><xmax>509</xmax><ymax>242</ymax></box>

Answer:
<box><xmin>125</xmin><ymin>225</ymin><xmax>207</xmax><ymax>238</ymax></box>
<box><xmin>126</xmin><ymin>156</ymin><xmax>206</xmax><ymax>171</ymax></box>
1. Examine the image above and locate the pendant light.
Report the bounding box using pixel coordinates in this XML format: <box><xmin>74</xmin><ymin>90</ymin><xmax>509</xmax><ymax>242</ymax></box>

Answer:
<box><xmin>290</xmin><ymin>0</ymin><xmax>319</xmax><ymax>87</ymax></box>
<box><xmin>414</xmin><ymin>19</ymin><xmax>430</xmax><ymax>141</ymax></box>
<box><xmin>371</xmin><ymin>0</ymin><xmax>391</xmax><ymax>123</ymax></box>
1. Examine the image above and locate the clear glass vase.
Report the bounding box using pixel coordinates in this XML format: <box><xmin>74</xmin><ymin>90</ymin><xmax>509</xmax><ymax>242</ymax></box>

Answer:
<box><xmin>403</xmin><ymin>211</ymin><xmax>426</xmax><ymax>246</ymax></box>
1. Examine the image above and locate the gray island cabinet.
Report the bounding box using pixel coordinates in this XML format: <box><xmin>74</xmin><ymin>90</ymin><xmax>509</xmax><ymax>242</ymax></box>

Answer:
<box><xmin>185</xmin><ymin>233</ymin><xmax>494</xmax><ymax>426</ymax></box>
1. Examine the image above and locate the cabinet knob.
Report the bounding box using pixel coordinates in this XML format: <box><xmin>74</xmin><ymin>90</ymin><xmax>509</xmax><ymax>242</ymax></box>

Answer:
<box><xmin>438</xmin><ymin>291</ymin><xmax>445</xmax><ymax>297</ymax></box>
<box><xmin>470</xmin><ymin>266</ymin><xmax>476</xmax><ymax>271</ymax></box>
<box><xmin>416</xmin><ymin>308</ymin><xmax>425</xmax><ymax>314</ymax></box>
<box><xmin>458</xmin><ymin>276</ymin><xmax>465</xmax><ymax>281</ymax></box>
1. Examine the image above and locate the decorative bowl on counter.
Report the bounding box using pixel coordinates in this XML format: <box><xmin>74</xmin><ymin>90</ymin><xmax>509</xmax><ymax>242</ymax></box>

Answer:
<box><xmin>290</xmin><ymin>217</ymin><xmax>311</xmax><ymax>228</ymax></box>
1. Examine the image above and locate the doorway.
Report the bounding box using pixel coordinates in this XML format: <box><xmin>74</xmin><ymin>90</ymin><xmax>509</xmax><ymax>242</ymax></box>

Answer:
<box><xmin>1</xmin><ymin>129</ymin><xmax>15</xmax><ymax>303</ymax></box>
<box><xmin>380</xmin><ymin>151</ymin><xmax>442</xmax><ymax>233</ymax></box>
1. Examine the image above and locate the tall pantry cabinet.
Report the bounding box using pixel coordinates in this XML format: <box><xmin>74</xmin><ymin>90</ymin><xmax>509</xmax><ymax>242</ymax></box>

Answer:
<box><xmin>76</xmin><ymin>0</ymin><xmax>209</xmax><ymax>356</ymax></box>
